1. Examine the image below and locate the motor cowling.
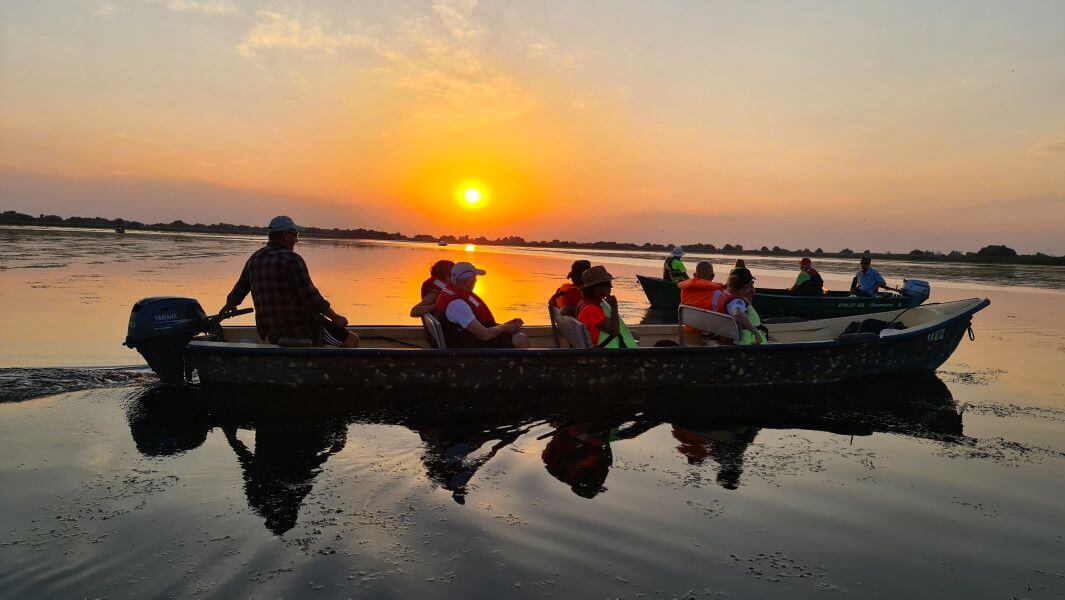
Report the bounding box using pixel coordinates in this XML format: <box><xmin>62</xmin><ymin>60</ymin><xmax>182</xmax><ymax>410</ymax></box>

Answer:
<box><xmin>124</xmin><ymin>297</ymin><xmax>209</xmax><ymax>383</ymax></box>
<box><xmin>901</xmin><ymin>279</ymin><xmax>931</xmax><ymax>304</ymax></box>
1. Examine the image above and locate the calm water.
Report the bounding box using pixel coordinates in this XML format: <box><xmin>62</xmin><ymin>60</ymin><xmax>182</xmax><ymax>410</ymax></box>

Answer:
<box><xmin>2</xmin><ymin>226</ymin><xmax>1064</xmax><ymax>598</ymax></box>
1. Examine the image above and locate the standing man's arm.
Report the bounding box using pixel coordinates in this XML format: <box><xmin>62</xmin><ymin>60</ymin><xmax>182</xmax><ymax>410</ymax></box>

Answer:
<box><xmin>291</xmin><ymin>255</ymin><xmax>347</xmax><ymax>326</ymax></box>
<box><xmin>220</xmin><ymin>261</ymin><xmax>251</xmax><ymax>314</ymax></box>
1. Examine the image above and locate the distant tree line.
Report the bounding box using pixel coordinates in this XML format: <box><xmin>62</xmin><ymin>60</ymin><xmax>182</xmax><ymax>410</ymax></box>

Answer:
<box><xmin>3</xmin><ymin>210</ymin><xmax>1063</xmax><ymax>266</ymax></box>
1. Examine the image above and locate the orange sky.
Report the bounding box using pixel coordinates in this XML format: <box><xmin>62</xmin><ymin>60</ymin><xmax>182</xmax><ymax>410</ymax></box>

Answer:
<box><xmin>1</xmin><ymin>1</ymin><xmax>1064</xmax><ymax>253</ymax></box>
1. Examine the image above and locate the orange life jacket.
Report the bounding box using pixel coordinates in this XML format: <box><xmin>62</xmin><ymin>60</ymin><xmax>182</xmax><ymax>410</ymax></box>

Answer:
<box><xmin>678</xmin><ymin>277</ymin><xmax>725</xmax><ymax>310</ymax></box>
<box><xmin>679</xmin><ymin>277</ymin><xmax>726</xmax><ymax>333</ymax></box>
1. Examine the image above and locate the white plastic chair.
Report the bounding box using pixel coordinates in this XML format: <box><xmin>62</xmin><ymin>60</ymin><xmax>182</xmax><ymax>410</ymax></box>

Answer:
<box><xmin>555</xmin><ymin>315</ymin><xmax>593</xmax><ymax>349</ymax></box>
<box><xmin>421</xmin><ymin>314</ymin><xmax>447</xmax><ymax>349</ymax></box>
<box><xmin>677</xmin><ymin>304</ymin><xmax>741</xmax><ymax>345</ymax></box>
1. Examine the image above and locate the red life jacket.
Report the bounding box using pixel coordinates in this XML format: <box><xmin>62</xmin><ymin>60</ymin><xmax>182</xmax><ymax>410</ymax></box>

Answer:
<box><xmin>434</xmin><ymin>282</ymin><xmax>497</xmax><ymax>327</ymax></box>
<box><xmin>420</xmin><ymin>277</ymin><xmax>448</xmax><ymax>299</ymax></box>
<box><xmin>554</xmin><ymin>282</ymin><xmax>582</xmax><ymax>309</ymax></box>
<box><xmin>712</xmin><ymin>289</ymin><xmax>740</xmax><ymax>314</ymax></box>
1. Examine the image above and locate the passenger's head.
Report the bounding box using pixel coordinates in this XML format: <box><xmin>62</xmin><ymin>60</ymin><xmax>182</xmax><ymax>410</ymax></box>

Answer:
<box><xmin>671</xmin><ymin>245</ymin><xmax>685</xmax><ymax>258</ymax></box>
<box><xmin>430</xmin><ymin>260</ymin><xmax>455</xmax><ymax>283</ymax></box>
<box><xmin>450</xmin><ymin>261</ymin><xmax>486</xmax><ymax>291</ymax></box>
<box><xmin>860</xmin><ymin>255</ymin><xmax>872</xmax><ymax>270</ymax></box>
<box><xmin>734</xmin><ymin>258</ymin><xmax>746</xmax><ymax>269</ymax></box>
<box><xmin>726</xmin><ymin>267</ymin><xmax>756</xmax><ymax>296</ymax></box>
<box><xmin>695</xmin><ymin>261</ymin><xmax>715</xmax><ymax>280</ymax></box>
<box><xmin>580</xmin><ymin>266</ymin><xmax>615</xmax><ymax>301</ymax></box>
<box><xmin>267</xmin><ymin>215</ymin><xmax>305</xmax><ymax>250</ymax></box>
<box><xmin>800</xmin><ymin>257</ymin><xmax>812</xmax><ymax>270</ymax></box>
<box><xmin>567</xmin><ymin>260</ymin><xmax>592</xmax><ymax>285</ymax></box>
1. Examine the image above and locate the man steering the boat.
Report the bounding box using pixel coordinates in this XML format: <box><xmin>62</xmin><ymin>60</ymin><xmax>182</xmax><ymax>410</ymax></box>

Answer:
<box><xmin>219</xmin><ymin>216</ymin><xmax>359</xmax><ymax>348</ymax></box>
<box><xmin>434</xmin><ymin>261</ymin><xmax>530</xmax><ymax>349</ymax></box>
<box><xmin>851</xmin><ymin>255</ymin><xmax>899</xmax><ymax>297</ymax></box>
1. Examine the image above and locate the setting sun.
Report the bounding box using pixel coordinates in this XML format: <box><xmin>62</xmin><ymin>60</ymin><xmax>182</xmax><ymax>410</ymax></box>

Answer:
<box><xmin>453</xmin><ymin>179</ymin><xmax>489</xmax><ymax>210</ymax></box>
<box><xmin>463</xmin><ymin>187</ymin><xmax>482</xmax><ymax>205</ymax></box>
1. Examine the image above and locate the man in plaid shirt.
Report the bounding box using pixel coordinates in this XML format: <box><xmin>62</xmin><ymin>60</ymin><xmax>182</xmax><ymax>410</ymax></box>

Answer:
<box><xmin>221</xmin><ymin>216</ymin><xmax>359</xmax><ymax>347</ymax></box>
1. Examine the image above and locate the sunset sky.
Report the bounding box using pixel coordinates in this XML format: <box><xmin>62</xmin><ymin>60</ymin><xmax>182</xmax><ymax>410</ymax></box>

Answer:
<box><xmin>2</xmin><ymin>0</ymin><xmax>1064</xmax><ymax>253</ymax></box>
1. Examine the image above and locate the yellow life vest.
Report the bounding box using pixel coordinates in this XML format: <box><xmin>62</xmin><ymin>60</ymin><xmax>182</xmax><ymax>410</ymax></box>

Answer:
<box><xmin>737</xmin><ymin>305</ymin><xmax>768</xmax><ymax>345</ymax></box>
<box><xmin>596</xmin><ymin>301</ymin><xmax>637</xmax><ymax>349</ymax></box>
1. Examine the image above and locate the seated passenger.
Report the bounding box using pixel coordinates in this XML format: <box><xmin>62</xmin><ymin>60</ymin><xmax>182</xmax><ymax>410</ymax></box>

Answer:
<box><xmin>788</xmin><ymin>257</ymin><xmax>824</xmax><ymax>296</ymax></box>
<box><xmin>711</xmin><ymin>267</ymin><xmax>767</xmax><ymax>345</ymax></box>
<box><xmin>411</xmin><ymin>259</ymin><xmax>454</xmax><ymax>318</ymax></box>
<box><xmin>577</xmin><ymin>266</ymin><xmax>637</xmax><ymax>348</ymax></box>
<box><xmin>549</xmin><ymin>259</ymin><xmax>591</xmax><ymax>317</ymax></box>
<box><xmin>678</xmin><ymin>261</ymin><xmax>726</xmax><ymax>333</ymax></box>
<box><xmin>663</xmin><ymin>246</ymin><xmax>689</xmax><ymax>282</ymax></box>
<box><xmin>434</xmin><ymin>262</ymin><xmax>530</xmax><ymax>349</ymax></box>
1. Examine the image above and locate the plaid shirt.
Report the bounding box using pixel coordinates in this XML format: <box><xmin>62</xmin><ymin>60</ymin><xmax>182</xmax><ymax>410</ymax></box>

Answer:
<box><xmin>226</xmin><ymin>242</ymin><xmax>331</xmax><ymax>343</ymax></box>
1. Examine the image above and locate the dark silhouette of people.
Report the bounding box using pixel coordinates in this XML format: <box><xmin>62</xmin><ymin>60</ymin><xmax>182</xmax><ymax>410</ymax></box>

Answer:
<box><xmin>406</xmin><ymin>418</ymin><xmax>534</xmax><ymax>504</ymax></box>
<box><xmin>223</xmin><ymin>417</ymin><xmax>348</xmax><ymax>535</ymax></box>
<box><xmin>671</xmin><ymin>425</ymin><xmax>760</xmax><ymax>490</ymax></box>
<box><xmin>540</xmin><ymin>418</ymin><xmax>659</xmax><ymax>498</ymax></box>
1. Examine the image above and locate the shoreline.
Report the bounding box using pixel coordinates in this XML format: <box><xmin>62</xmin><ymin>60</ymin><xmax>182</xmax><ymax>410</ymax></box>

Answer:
<box><xmin>3</xmin><ymin>216</ymin><xmax>1063</xmax><ymax>268</ymax></box>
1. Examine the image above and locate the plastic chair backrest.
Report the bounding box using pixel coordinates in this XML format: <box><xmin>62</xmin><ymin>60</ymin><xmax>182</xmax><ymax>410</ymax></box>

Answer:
<box><xmin>421</xmin><ymin>314</ymin><xmax>447</xmax><ymax>349</ymax></box>
<box><xmin>548</xmin><ymin>304</ymin><xmax>563</xmax><ymax>347</ymax></box>
<box><xmin>677</xmin><ymin>304</ymin><xmax>741</xmax><ymax>344</ymax></box>
<box><xmin>555</xmin><ymin>315</ymin><xmax>592</xmax><ymax>349</ymax></box>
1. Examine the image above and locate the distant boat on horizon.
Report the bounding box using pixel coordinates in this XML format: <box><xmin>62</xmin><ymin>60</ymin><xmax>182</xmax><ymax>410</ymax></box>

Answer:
<box><xmin>115</xmin><ymin>225</ymin><xmax>126</xmax><ymax>234</ymax></box>
<box><xmin>438</xmin><ymin>240</ymin><xmax>448</xmax><ymax>246</ymax></box>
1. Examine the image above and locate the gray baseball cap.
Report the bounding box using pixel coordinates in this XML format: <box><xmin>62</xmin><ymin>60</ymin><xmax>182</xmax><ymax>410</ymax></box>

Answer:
<box><xmin>268</xmin><ymin>215</ymin><xmax>305</xmax><ymax>232</ymax></box>
<box><xmin>451</xmin><ymin>261</ymin><xmax>486</xmax><ymax>281</ymax></box>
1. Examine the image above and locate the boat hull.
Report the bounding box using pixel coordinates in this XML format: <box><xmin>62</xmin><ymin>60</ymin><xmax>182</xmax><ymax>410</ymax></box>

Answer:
<box><xmin>753</xmin><ymin>289</ymin><xmax>918</xmax><ymax>319</ymax></box>
<box><xmin>636</xmin><ymin>275</ymin><xmax>920</xmax><ymax>318</ymax></box>
<box><xmin>187</xmin><ymin>301</ymin><xmax>984</xmax><ymax>390</ymax></box>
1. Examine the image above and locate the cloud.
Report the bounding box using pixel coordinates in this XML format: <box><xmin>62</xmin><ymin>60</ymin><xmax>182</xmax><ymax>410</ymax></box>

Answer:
<box><xmin>236</xmin><ymin>9</ymin><xmax>380</xmax><ymax>58</ymax></box>
<box><xmin>430</xmin><ymin>0</ymin><xmax>481</xmax><ymax>40</ymax></box>
<box><xmin>148</xmin><ymin>0</ymin><xmax>237</xmax><ymax>15</ymax></box>
<box><xmin>95</xmin><ymin>1</ymin><xmax>118</xmax><ymax>16</ymax></box>
<box><xmin>1034</xmin><ymin>140</ymin><xmax>1065</xmax><ymax>155</ymax></box>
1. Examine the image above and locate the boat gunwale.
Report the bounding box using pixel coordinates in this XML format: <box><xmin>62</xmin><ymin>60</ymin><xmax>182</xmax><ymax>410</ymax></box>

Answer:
<box><xmin>186</xmin><ymin>298</ymin><xmax>989</xmax><ymax>358</ymax></box>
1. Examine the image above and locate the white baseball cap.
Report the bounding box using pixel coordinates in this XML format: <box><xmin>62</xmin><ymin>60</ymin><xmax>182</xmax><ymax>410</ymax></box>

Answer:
<box><xmin>268</xmin><ymin>215</ymin><xmax>305</xmax><ymax>232</ymax></box>
<box><xmin>451</xmin><ymin>261</ymin><xmax>486</xmax><ymax>281</ymax></box>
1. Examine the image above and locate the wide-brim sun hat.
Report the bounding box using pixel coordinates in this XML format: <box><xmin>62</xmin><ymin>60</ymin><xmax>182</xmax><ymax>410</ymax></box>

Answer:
<box><xmin>671</xmin><ymin>246</ymin><xmax>685</xmax><ymax>257</ymax></box>
<box><xmin>581</xmin><ymin>265</ymin><xmax>615</xmax><ymax>288</ymax></box>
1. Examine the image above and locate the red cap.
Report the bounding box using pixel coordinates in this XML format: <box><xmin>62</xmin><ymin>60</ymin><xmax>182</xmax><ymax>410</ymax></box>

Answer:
<box><xmin>800</xmin><ymin>257</ymin><xmax>812</xmax><ymax>267</ymax></box>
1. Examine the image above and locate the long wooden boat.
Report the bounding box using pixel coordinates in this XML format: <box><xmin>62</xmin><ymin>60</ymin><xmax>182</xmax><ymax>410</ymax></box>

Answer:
<box><xmin>132</xmin><ymin>298</ymin><xmax>990</xmax><ymax>389</ymax></box>
<box><xmin>636</xmin><ymin>274</ymin><xmax>924</xmax><ymax>318</ymax></box>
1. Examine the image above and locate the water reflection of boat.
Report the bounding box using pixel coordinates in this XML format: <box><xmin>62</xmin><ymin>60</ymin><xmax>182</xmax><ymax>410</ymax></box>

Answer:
<box><xmin>125</xmin><ymin>374</ymin><xmax>962</xmax><ymax>531</ymax></box>
<box><xmin>636</xmin><ymin>274</ymin><xmax>928</xmax><ymax>318</ymax></box>
<box><xmin>125</xmin><ymin>295</ymin><xmax>988</xmax><ymax>388</ymax></box>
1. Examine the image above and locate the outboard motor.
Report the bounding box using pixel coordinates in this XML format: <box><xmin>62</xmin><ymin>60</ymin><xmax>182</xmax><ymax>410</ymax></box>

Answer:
<box><xmin>900</xmin><ymin>279</ymin><xmax>931</xmax><ymax>305</ymax></box>
<box><xmin>123</xmin><ymin>297</ymin><xmax>214</xmax><ymax>383</ymax></box>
